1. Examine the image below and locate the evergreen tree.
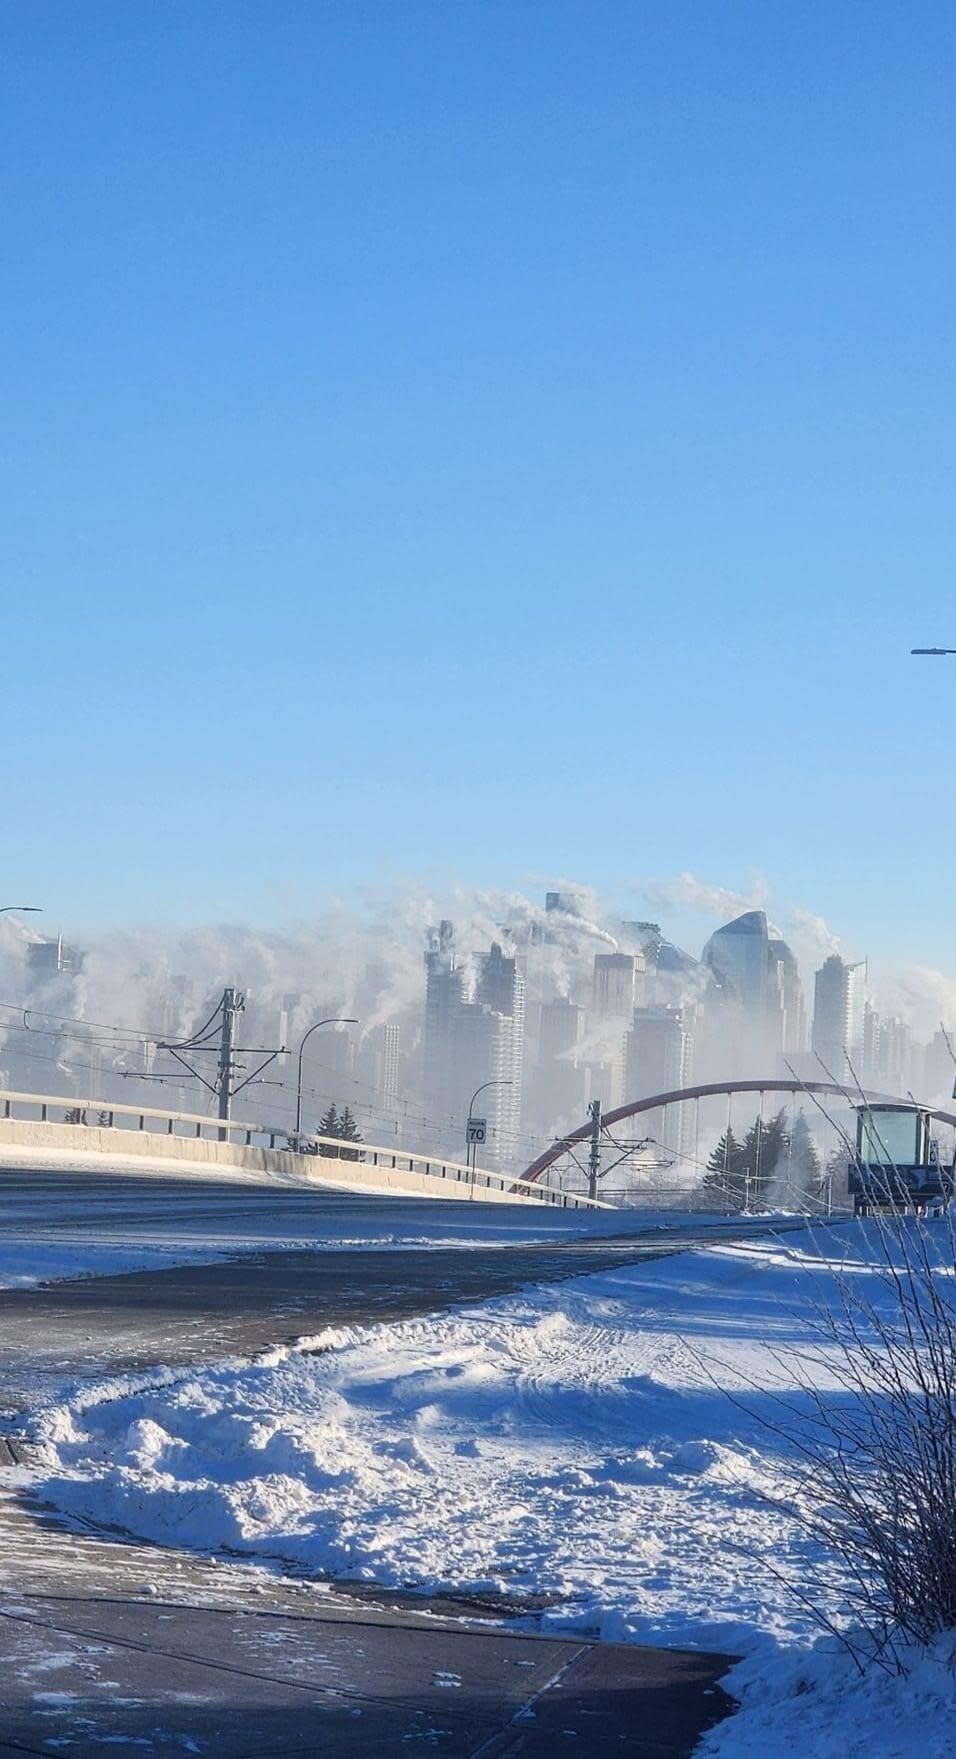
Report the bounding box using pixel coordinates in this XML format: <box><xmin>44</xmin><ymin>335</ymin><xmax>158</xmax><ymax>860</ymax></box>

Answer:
<box><xmin>337</xmin><ymin>1105</ymin><xmax>363</xmax><ymax>1161</ymax></box>
<box><xmin>788</xmin><ymin>1110</ymin><xmax>823</xmax><ymax>1204</ymax></box>
<box><xmin>317</xmin><ymin>1103</ymin><xmax>340</xmax><ymax>1155</ymax></box>
<box><xmin>746</xmin><ymin>1109</ymin><xmax>789</xmax><ymax>1208</ymax></box>
<box><xmin>314</xmin><ymin>1103</ymin><xmax>363</xmax><ymax>1160</ymax></box>
<box><xmin>701</xmin><ymin>1126</ymin><xmax>746</xmax><ymax>1205</ymax></box>
<box><xmin>701</xmin><ymin>1110</ymin><xmax>792</xmax><ymax>1210</ymax></box>
<box><xmin>337</xmin><ymin>1106</ymin><xmax>362</xmax><ymax>1142</ymax></box>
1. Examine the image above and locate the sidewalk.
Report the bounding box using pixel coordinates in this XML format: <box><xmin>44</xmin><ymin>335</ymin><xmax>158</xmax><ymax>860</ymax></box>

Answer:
<box><xmin>0</xmin><ymin>1482</ymin><xmax>735</xmax><ymax>1757</ymax></box>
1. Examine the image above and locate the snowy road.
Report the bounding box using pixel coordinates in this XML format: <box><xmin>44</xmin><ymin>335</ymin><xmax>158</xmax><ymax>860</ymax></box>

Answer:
<box><xmin>25</xmin><ymin>1224</ymin><xmax>956</xmax><ymax>1758</ymax></box>
<box><xmin>0</xmin><ymin>1164</ymin><xmax>795</xmax><ymax>1408</ymax></box>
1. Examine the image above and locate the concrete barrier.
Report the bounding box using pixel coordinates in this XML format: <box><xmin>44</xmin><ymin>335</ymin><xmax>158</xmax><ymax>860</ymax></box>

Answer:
<box><xmin>0</xmin><ymin>1117</ymin><xmax>536</xmax><ymax>1204</ymax></box>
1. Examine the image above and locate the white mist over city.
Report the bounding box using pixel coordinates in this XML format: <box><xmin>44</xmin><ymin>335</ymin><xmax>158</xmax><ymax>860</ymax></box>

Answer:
<box><xmin>2</xmin><ymin>878</ymin><xmax>955</xmax><ymax>1196</ymax></box>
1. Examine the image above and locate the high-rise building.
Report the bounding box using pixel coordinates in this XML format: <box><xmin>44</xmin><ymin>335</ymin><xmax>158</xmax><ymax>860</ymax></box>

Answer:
<box><xmin>922</xmin><ymin>1029</ymin><xmax>955</xmax><ymax>1100</ymax></box>
<box><xmin>379</xmin><ymin>1023</ymin><xmax>401</xmax><ymax>1107</ymax></box>
<box><xmin>590</xmin><ymin>952</ymin><xmax>644</xmax><ymax>1106</ymax></box>
<box><xmin>421</xmin><ymin>925</ymin><xmax>525</xmax><ymax>1169</ymax></box>
<box><xmin>477</xmin><ymin>943</ymin><xmax>525</xmax><ymax>1166</ymax></box>
<box><xmin>625</xmin><ymin>1006</ymin><xmax>693</xmax><ymax>1153</ymax></box>
<box><xmin>422</xmin><ymin>920</ymin><xmax>465</xmax><ymax>1127</ymax></box>
<box><xmin>531</xmin><ymin>997</ymin><xmax>588</xmax><ymax>1129</ymax></box>
<box><xmin>811</xmin><ymin>955</ymin><xmax>866</xmax><ymax>1080</ymax></box>
<box><xmin>702</xmin><ymin>912</ymin><xmax>772</xmax><ymax>1011</ymax></box>
<box><xmin>701</xmin><ymin>911</ymin><xmax>803</xmax><ymax>1068</ymax></box>
<box><xmin>539</xmin><ymin>996</ymin><xmax>585</xmax><ymax>1065</ymax></box>
<box><xmin>768</xmin><ymin>935</ymin><xmax>806</xmax><ymax>1056</ymax></box>
<box><xmin>27</xmin><ymin>935</ymin><xmax>84</xmax><ymax>978</ymax></box>
<box><xmin>591</xmin><ymin>953</ymin><xmax>638</xmax><ymax>1020</ymax></box>
<box><xmin>863</xmin><ymin>1005</ymin><xmax>912</xmax><ymax>1097</ymax></box>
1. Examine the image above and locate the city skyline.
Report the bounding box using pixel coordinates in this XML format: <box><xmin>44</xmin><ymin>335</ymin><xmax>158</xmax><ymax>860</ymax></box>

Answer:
<box><xmin>1</xmin><ymin>883</ymin><xmax>954</xmax><ymax>1175</ymax></box>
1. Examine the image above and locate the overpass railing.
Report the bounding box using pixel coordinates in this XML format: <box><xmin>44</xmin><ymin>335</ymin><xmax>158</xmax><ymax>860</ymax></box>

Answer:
<box><xmin>0</xmin><ymin>1089</ymin><xmax>611</xmax><ymax>1211</ymax></box>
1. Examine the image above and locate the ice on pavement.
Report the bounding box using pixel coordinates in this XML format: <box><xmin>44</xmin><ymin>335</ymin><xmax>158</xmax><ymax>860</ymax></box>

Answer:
<box><xmin>0</xmin><ymin>1160</ymin><xmax>718</xmax><ymax>1287</ymax></box>
<box><xmin>27</xmin><ymin>1221</ymin><xmax>956</xmax><ymax>1756</ymax></box>
<box><xmin>0</xmin><ymin>1161</ymin><xmax>745</xmax><ymax>1286</ymax></box>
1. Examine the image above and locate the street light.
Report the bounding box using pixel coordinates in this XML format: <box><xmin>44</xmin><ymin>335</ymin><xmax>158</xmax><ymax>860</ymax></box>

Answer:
<box><xmin>466</xmin><ymin>1079</ymin><xmax>514</xmax><ymax>1176</ymax></box>
<box><xmin>0</xmin><ymin>906</ymin><xmax>42</xmax><ymax>915</ymax></box>
<box><xmin>912</xmin><ymin>648</ymin><xmax>956</xmax><ymax>656</ymax></box>
<box><xmin>294</xmin><ymin>1017</ymin><xmax>359</xmax><ymax>1138</ymax></box>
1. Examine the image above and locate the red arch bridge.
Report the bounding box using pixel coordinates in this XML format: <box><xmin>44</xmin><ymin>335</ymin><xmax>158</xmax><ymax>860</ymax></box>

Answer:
<box><xmin>518</xmin><ymin>1078</ymin><xmax>956</xmax><ymax>1189</ymax></box>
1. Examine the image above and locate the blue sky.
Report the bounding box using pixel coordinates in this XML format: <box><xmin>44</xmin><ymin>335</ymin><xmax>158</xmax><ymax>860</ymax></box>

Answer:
<box><xmin>3</xmin><ymin>3</ymin><xmax>955</xmax><ymax>967</ymax></box>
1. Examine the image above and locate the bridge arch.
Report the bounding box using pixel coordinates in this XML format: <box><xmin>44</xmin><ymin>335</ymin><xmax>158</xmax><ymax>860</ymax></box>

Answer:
<box><xmin>519</xmin><ymin>1079</ymin><xmax>956</xmax><ymax>1185</ymax></box>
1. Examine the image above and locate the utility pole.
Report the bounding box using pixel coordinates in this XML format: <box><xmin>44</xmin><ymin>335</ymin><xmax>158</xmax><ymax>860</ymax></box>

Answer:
<box><xmin>217</xmin><ymin>987</ymin><xmax>244</xmax><ymax>1139</ymax></box>
<box><xmin>588</xmin><ymin>1097</ymin><xmax>602</xmax><ymax>1202</ymax></box>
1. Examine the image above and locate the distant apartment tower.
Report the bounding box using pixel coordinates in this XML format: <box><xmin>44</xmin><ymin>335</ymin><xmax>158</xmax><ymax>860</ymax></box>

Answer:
<box><xmin>768</xmin><ymin>935</ymin><xmax>806</xmax><ymax>1056</ymax></box>
<box><xmin>534</xmin><ymin>996</ymin><xmax>588</xmax><ymax>1127</ymax></box>
<box><xmin>923</xmin><ymin>1029</ymin><xmax>955</xmax><ymax>1100</ymax></box>
<box><xmin>422</xmin><ymin>920</ymin><xmax>464</xmax><ymax>1126</ymax></box>
<box><xmin>476</xmin><ymin>942</ymin><xmax>525</xmax><ymax>1165</ymax></box>
<box><xmin>812</xmin><ymin>955</ymin><xmax>866</xmax><ymax>1080</ymax></box>
<box><xmin>379</xmin><ymin>1023</ymin><xmax>401</xmax><ymax>1107</ymax></box>
<box><xmin>26</xmin><ymin>935</ymin><xmax>84</xmax><ymax>978</ymax></box>
<box><xmin>590</xmin><ymin>952</ymin><xmax>644</xmax><ymax>1106</ymax></box>
<box><xmin>625</xmin><ymin>1006</ymin><xmax>693</xmax><ymax>1154</ymax></box>
<box><xmin>539</xmin><ymin>996</ymin><xmax>585</xmax><ymax>1065</ymax></box>
<box><xmin>421</xmin><ymin>925</ymin><xmax>525</xmax><ymax>1169</ymax></box>
<box><xmin>591</xmin><ymin>953</ymin><xmax>638</xmax><ymax>1021</ymax></box>
<box><xmin>702</xmin><ymin>910</ymin><xmax>803</xmax><ymax>1066</ymax></box>
<box><xmin>863</xmin><ymin>1004</ymin><xmax>912</xmax><ymax>1097</ymax></box>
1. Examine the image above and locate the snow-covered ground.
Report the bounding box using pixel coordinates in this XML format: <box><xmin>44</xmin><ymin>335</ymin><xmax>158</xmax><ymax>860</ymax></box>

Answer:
<box><xmin>24</xmin><ymin>1219</ymin><xmax>956</xmax><ymax>1754</ymax></box>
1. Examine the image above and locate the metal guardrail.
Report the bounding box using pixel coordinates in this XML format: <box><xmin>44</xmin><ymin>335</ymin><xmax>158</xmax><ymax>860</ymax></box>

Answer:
<box><xmin>0</xmin><ymin>1089</ymin><xmax>611</xmax><ymax>1211</ymax></box>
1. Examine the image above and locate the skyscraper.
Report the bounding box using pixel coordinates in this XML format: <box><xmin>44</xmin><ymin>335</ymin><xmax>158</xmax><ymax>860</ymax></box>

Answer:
<box><xmin>625</xmin><ymin>1005</ymin><xmax>693</xmax><ymax>1153</ymax></box>
<box><xmin>811</xmin><ymin>954</ymin><xmax>866</xmax><ymax>1081</ymax></box>
<box><xmin>702</xmin><ymin>911</ymin><xmax>773</xmax><ymax>1013</ymax></box>
<box><xmin>422</xmin><ymin>920</ymin><xmax>464</xmax><ymax>1127</ymax></box>
<box><xmin>768</xmin><ymin>935</ymin><xmax>806</xmax><ymax>1056</ymax></box>
<box><xmin>532</xmin><ymin>997</ymin><xmax>588</xmax><ymax>1128</ymax></box>
<box><xmin>863</xmin><ymin>1004</ymin><xmax>912</xmax><ymax>1097</ymax></box>
<box><xmin>421</xmin><ymin>925</ymin><xmax>525</xmax><ymax>1169</ymax></box>
<box><xmin>591</xmin><ymin>953</ymin><xmax>639</xmax><ymax>1020</ymax></box>
<box><xmin>477</xmin><ymin>942</ymin><xmax>525</xmax><ymax>1167</ymax></box>
<box><xmin>590</xmin><ymin>952</ymin><xmax>644</xmax><ymax>1107</ymax></box>
<box><xmin>379</xmin><ymin>1023</ymin><xmax>401</xmax><ymax>1107</ymax></box>
<box><xmin>701</xmin><ymin>910</ymin><xmax>803</xmax><ymax>1068</ymax></box>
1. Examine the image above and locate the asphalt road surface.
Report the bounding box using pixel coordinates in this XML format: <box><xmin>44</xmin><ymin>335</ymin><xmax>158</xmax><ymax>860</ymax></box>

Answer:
<box><xmin>0</xmin><ymin>1164</ymin><xmax>789</xmax><ymax>1410</ymax></box>
<box><xmin>0</xmin><ymin>1166</ymin><xmax>745</xmax><ymax>1755</ymax></box>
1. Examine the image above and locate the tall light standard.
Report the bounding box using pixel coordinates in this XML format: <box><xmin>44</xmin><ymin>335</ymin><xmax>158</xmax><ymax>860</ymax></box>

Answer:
<box><xmin>0</xmin><ymin>906</ymin><xmax>42</xmax><ymax>917</ymax></box>
<box><xmin>466</xmin><ymin>1079</ymin><xmax>513</xmax><ymax>1177</ymax></box>
<box><xmin>295</xmin><ymin>1017</ymin><xmax>359</xmax><ymax>1138</ymax></box>
<box><xmin>912</xmin><ymin>648</ymin><xmax>956</xmax><ymax>656</ymax></box>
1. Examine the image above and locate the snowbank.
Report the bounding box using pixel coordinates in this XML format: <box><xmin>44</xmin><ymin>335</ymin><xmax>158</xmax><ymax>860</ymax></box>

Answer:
<box><xmin>27</xmin><ymin>1222</ymin><xmax>956</xmax><ymax>1754</ymax></box>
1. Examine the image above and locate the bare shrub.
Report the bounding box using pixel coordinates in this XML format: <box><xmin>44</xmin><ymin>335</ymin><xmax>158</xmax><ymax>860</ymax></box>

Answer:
<box><xmin>716</xmin><ymin>1182</ymin><xmax>956</xmax><ymax>1674</ymax></box>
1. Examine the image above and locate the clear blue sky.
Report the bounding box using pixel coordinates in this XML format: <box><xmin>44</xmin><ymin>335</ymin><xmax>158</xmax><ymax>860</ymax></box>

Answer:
<box><xmin>3</xmin><ymin>2</ymin><xmax>954</xmax><ymax>966</ymax></box>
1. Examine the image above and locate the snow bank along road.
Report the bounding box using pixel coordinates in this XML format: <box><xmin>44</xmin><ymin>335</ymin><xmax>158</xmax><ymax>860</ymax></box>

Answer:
<box><xmin>0</xmin><ymin>1164</ymin><xmax>756</xmax><ymax>1756</ymax></box>
<box><xmin>0</xmin><ymin>1164</ymin><xmax>793</xmax><ymax>1408</ymax></box>
<box><xmin>20</xmin><ymin>1222</ymin><xmax>956</xmax><ymax>1759</ymax></box>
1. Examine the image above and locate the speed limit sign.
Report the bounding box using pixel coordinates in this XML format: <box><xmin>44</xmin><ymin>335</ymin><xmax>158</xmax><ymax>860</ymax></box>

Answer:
<box><xmin>466</xmin><ymin>1117</ymin><xmax>487</xmax><ymax>1145</ymax></box>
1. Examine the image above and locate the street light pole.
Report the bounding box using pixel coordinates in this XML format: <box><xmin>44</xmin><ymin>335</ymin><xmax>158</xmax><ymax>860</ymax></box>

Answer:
<box><xmin>0</xmin><ymin>906</ymin><xmax>42</xmax><ymax>916</ymax></box>
<box><xmin>466</xmin><ymin>1079</ymin><xmax>513</xmax><ymax>1177</ymax></box>
<box><xmin>295</xmin><ymin>1017</ymin><xmax>359</xmax><ymax>1139</ymax></box>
